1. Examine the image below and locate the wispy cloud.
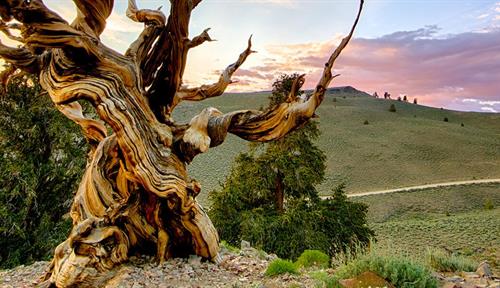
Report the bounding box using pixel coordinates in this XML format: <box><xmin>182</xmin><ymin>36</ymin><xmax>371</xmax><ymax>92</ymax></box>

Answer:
<box><xmin>481</xmin><ymin>106</ymin><xmax>498</xmax><ymax>113</ymax></box>
<box><xmin>228</xmin><ymin>26</ymin><xmax>500</xmax><ymax>112</ymax></box>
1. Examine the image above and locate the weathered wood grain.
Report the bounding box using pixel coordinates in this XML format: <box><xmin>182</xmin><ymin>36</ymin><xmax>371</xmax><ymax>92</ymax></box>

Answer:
<box><xmin>0</xmin><ymin>0</ymin><xmax>363</xmax><ymax>287</ymax></box>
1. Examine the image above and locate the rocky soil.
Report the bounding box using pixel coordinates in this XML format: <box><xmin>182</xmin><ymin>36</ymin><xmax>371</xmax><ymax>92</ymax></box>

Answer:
<box><xmin>1</xmin><ymin>243</ymin><xmax>499</xmax><ymax>288</ymax></box>
<box><xmin>0</xmin><ymin>243</ymin><xmax>319</xmax><ymax>288</ymax></box>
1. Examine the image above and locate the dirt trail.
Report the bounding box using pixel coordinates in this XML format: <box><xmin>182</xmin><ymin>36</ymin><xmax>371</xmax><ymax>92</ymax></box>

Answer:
<box><xmin>320</xmin><ymin>178</ymin><xmax>500</xmax><ymax>199</ymax></box>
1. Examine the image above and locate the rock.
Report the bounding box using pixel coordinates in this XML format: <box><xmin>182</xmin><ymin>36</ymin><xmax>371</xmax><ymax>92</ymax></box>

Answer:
<box><xmin>476</xmin><ymin>261</ymin><xmax>493</xmax><ymax>278</ymax></box>
<box><xmin>442</xmin><ymin>283</ymin><xmax>462</xmax><ymax>288</ymax></box>
<box><xmin>188</xmin><ymin>255</ymin><xmax>202</xmax><ymax>267</ymax></box>
<box><xmin>240</xmin><ymin>247</ymin><xmax>261</xmax><ymax>258</ymax></box>
<box><xmin>432</xmin><ymin>271</ymin><xmax>446</xmax><ymax>281</ymax></box>
<box><xmin>266</xmin><ymin>253</ymin><xmax>278</xmax><ymax>261</ymax></box>
<box><xmin>461</xmin><ymin>272</ymin><xmax>480</xmax><ymax>280</ymax></box>
<box><xmin>446</xmin><ymin>276</ymin><xmax>465</xmax><ymax>283</ymax></box>
<box><xmin>241</xmin><ymin>240</ymin><xmax>251</xmax><ymax>249</ymax></box>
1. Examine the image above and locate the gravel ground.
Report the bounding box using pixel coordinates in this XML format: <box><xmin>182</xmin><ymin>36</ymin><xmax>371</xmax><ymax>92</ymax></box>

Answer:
<box><xmin>0</xmin><ymin>246</ymin><xmax>319</xmax><ymax>288</ymax></box>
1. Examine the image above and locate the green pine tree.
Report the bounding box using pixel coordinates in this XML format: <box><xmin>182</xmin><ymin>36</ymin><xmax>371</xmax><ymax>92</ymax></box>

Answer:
<box><xmin>209</xmin><ymin>74</ymin><xmax>374</xmax><ymax>259</ymax></box>
<box><xmin>0</xmin><ymin>74</ymin><xmax>87</xmax><ymax>268</ymax></box>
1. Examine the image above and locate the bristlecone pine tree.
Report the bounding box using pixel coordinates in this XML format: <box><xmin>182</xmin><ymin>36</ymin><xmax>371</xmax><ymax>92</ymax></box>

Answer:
<box><xmin>0</xmin><ymin>0</ymin><xmax>363</xmax><ymax>286</ymax></box>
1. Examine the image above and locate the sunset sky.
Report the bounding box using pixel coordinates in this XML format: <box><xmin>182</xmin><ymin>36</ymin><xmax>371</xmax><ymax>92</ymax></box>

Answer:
<box><xmin>4</xmin><ymin>0</ymin><xmax>500</xmax><ymax>112</ymax></box>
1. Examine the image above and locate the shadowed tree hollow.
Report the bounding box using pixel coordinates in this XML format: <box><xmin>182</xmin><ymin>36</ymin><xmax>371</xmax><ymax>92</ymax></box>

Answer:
<box><xmin>0</xmin><ymin>0</ymin><xmax>363</xmax><ymax>287</ymax></box>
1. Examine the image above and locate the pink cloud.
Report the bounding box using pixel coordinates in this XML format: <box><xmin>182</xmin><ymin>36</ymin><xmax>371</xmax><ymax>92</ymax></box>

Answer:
<box><xmin>231</xmin><ymin>26</ymin><xmax>500</xmax><ymax>112</ymax></box>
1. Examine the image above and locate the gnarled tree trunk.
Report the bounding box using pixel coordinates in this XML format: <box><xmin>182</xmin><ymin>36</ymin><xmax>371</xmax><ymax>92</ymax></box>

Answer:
<box><xmin>0</xmin><ymin>0</ymin><xmax>363</xmax><ymax>287</ymax></box>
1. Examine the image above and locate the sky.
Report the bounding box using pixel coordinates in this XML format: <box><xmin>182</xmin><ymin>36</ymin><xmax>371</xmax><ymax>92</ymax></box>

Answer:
<box><xmin>3</xmin><ymin>0</ymin><xmax>500</xmax><ymax>112</ymax></box>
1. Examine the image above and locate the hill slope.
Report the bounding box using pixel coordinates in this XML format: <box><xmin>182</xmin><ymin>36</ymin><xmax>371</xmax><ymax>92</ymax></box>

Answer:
<box><xmin>172</xmin><ymin>89</ymin><xmax>500</xmax><ymax>203</ymax></box>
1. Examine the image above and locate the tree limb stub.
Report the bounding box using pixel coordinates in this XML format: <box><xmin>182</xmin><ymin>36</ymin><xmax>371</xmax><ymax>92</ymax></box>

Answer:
<box><xmin>126</xmin><ymin>0</ymin><xmax>166</xmax><ymax>26</ymax></box>
<box><xmin>188</xmin><ymin>28</ymin><xmax>214</xmax><ymax>49</ymax></box>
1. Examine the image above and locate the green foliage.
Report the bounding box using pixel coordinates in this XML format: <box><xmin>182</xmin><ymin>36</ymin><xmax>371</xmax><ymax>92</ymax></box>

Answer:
<box><xmin>265</xmin><ymin>259</ymin><xmax>299</xmax><ymax>277</ymax></box>
<box><xmin>0</xmin><ymin>75</ymin><xmax>87</xmax><ymax>268</ymax></box>
<box><xmin>295</xmin><ymin>250</ymin><xmax>330</xmax><ymax>269</ymax></box>
<box><xmin>209</xmin><ymin>74</ymin><xmax>374</xmax><ymax>260</ymax></box>
<box><xmin>309</xmin><ymin>271</ymin><xmax>338</xmax><ymax>288</ymax></box>
<box><xmin>426</xmin><ymin>249</ymin><xmax>477</xmax><ymax>272</ymax></box>
<box><xmin>220</xmin><ymin>240</ymin><xmax>240</xmax><ymax>253</ymax></box>
<box><xmin>332</xmin><ymin>250</ymin><xmax>438</xmax><ymax>288</ymax></box>
<box><xmin>388</xmin><ymin>103</ymin><xmax>396</xmax><ymax>112</ymax></box>
<box><xmin>269</xmin><ymin>73</ymin><xmax>303</xmax><ymax>107</ymax></box>
<box><xmin>484</xmin><ymin>198</ymin><xmax>494</xmax><ymax>210</ymax></box>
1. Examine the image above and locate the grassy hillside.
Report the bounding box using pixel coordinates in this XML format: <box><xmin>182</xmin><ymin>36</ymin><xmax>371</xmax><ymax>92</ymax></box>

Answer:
<box><xmin>172</xmin><ymin>89</ymin><xmax>500</xmax><ymax>203</ymax></box>
<box><xmin>353</xmin><ymin>183</ymin><xmax>500</xmax><ymax>271</ymax></box>
<box><xmin>354</xmin><ymin>182</ymin><xmax>500</xmax><ymax>223</ymax></box>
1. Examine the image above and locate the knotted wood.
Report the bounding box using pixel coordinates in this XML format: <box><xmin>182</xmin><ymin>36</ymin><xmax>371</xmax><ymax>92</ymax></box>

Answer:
<box><xmin>0</xmin><ymin>0</ymin><xmax>363</xmax><ymax>287</ymax></box>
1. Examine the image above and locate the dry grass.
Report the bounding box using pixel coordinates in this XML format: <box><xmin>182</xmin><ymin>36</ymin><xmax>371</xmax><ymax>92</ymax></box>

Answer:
<box><xmin>354</xmin><ymin>184</ymin><xmax>500</xmax><ymax>272</ymax></box>
<box><xmin>172</xmin><ymin>91</ymin><xmax>500</xmax><ymax>205</ymax></box>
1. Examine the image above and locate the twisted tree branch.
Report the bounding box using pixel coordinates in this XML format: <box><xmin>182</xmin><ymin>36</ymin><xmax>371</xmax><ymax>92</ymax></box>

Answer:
<box><xmin>170</xmin><ymin>36</ymin><xmax>256</xmax><ymax>112</ymax></box>
<box><xmin>71</xmin><ymin>0</ymin><xmax>114</xmax><ymax>38</ymax></box>
<box><xmin>204</xmin><ymin>0</ymin><xmax>364</xmax><ymax>146</ymax></box>
<box><xmin>125</xmin><ymin>0</ymin><xmax>166</xmax><ymax>70</ymax></box>
<box><xmin>188</xmin><ymin>28</ymin><xmax>214</xmax><ymax>49</ymax></box>
<box><xmin>0</xmin><ymin>41</ymin><xmax>39</xmax><ymax>74</ymax></box>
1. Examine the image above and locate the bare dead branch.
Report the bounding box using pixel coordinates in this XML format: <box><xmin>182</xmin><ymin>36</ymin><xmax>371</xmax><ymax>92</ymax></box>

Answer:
<box><xmin>205</xmin><ymin>1</ymin><xmax>364</xmax><ymax>146</ymax></box>
<box><xmin>144</xmin><ymin>0</ymin><xmax>203</xmax><ymax>122</ymax></box>
<box><xmin>285</xmin><ymin>74</ymin><xmax>306</xmax><ymax>103</ymax></box>
<box><xmin>71</xmin><ymin>0</ymin><xmax>114</xmax><ymax>38</ymax></box>
<box><xmin>126</xmin><ymin>0</ymin><xmax>166</xmax><ymax>25</ymax></box>
<box><xmin>309</xmin><ymin>0</ymin><xmax>364</xmax><ymax>105</ymax></box>
<box><xmin>55</xmin><ymin>102</ymin><xmax>108</xmax><ymax>151</ymax></box>
<box><xmin>188</xmin><ymin>28</ymin><xmax>214</xmax><ymax>49</ymax></box>
<box><xmin>125</xmin><ymin>0</ymin><xmax>166</xmax><ymax>61</ymax></box>
<box><xmin>0</xmin><ymin>1</ymin><xmax>102</xmax><ymax>57</ymax></box>
<box><xmin>169</xmin><ymin>36</ymin><xmax>256</xmax><ymax>112</ymax></box>
<box><xmin>0</xmin><ymin>41</ymin><xmax>39</xmax><ymax>73</ymax></box>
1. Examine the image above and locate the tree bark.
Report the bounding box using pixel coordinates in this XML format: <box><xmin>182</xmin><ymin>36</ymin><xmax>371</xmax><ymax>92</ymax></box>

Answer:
<box><xmin>275</xmin><ymin>172</ymin><xmax>285</xmax><ymax>214</ymax></box>
<box><xmin>0</xmin><ymin>0</ymin><xmax>364</xmax><ymax>287</ymax></box>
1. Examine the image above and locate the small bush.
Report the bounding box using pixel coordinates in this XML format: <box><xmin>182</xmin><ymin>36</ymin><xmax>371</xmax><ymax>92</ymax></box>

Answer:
<box><xmin>213</xmin><ymin>185</ymin><xmax>374</xmax><ymax>260</ymax></box>
<box><xmin>265</xmin><ymin>259</ymin><xmax>299</xmax><ymax>276</ymax></box>
<box><xmin>484</xmin><ymin>199</ymin><xmax>494</xmax><ymax>210</ymax></box>
<box><xmin>426</xmin><ymin>249</ymin><xmax>477</xmax><ymax>272</ymax></box>
<box><xmin>295</xmin><ymin>250</ymin><xmax>330</xmax><ymax>269</ymax></box>
<box><xmin>332</xmin><ymin>251</ymin><xmax>438</xmax><ymax>288</ymax></box>
<box><xmin>220</xmin><ymin>240</ymin><xmax>239</xmax><ymax>253</ymax></box>
<box><xmin>363</xmin><ymin>120</ymin><xmax>369</xmax><ymax>125</ymax></box>
<box><xmin>444</xmin><ymin>117</ymin><xmax>449</xmax><ymax>122</ymax></box>
<box><xmin>309</xmin><ymin>271</ymin><xmax>338</xmax><ymax>288</ymax></box>
<box><xmin>388</xmin><ymin>104</ymin><xmax>396</xmax><ymax>112</ymax></box>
